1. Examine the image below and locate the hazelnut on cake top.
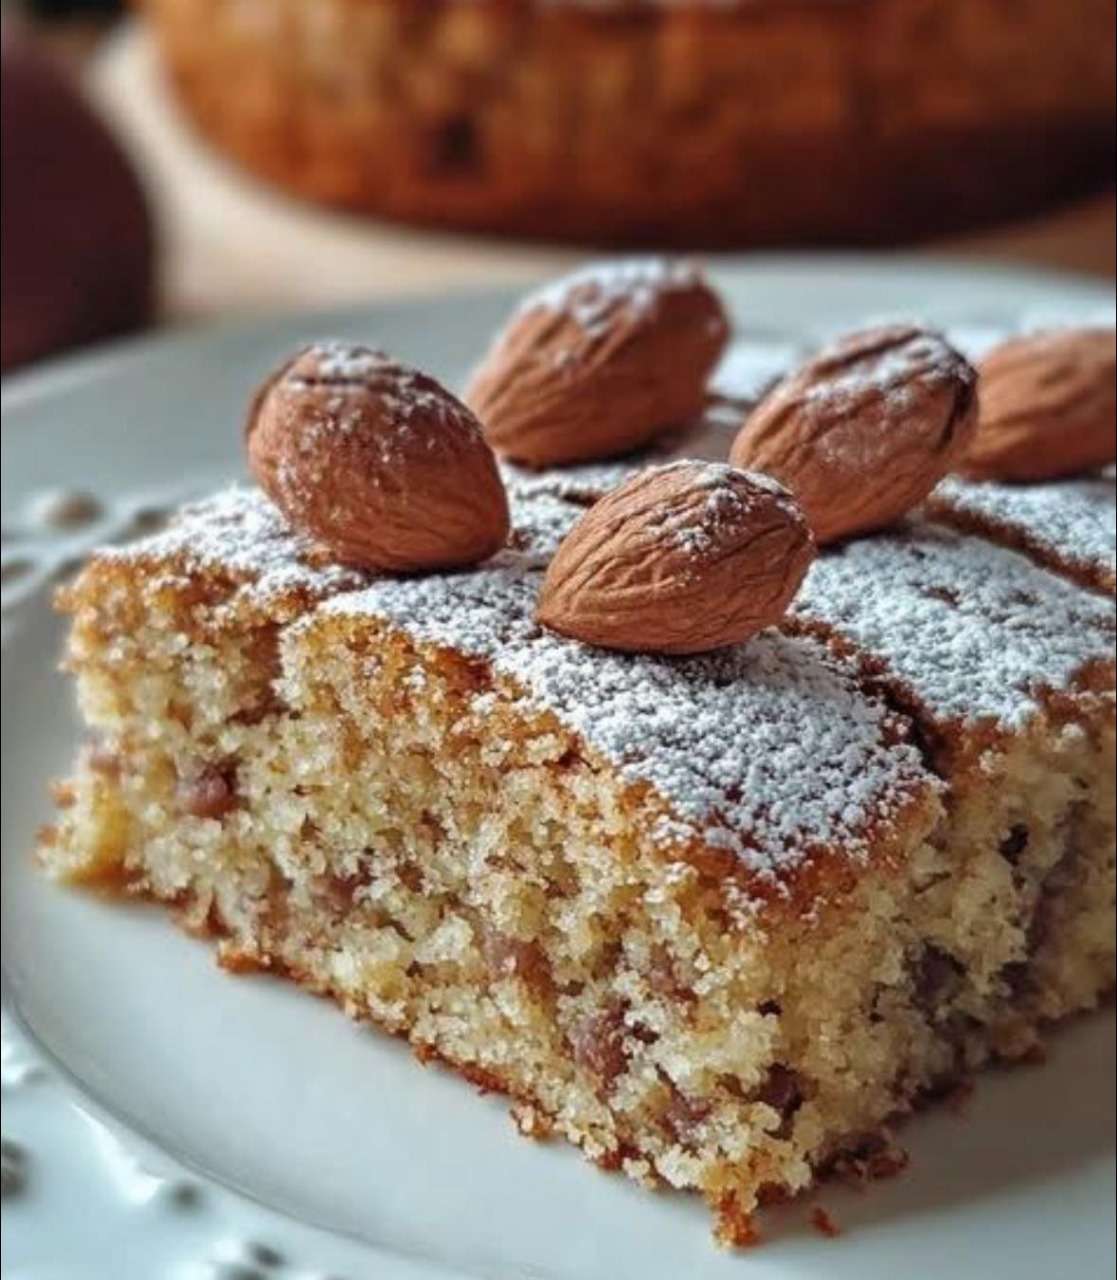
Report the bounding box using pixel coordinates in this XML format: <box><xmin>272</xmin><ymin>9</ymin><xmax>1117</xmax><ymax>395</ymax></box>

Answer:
<box><xmin>40</xmin><ymin>261</ymin><xmax>1116</xmax><ymax>1246</ymax></box>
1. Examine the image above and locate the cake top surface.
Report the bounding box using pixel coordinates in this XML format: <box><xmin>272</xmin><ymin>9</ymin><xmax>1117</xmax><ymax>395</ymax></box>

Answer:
<box><xmin>316</xmin><ymin>486</ymin><xmax>931</xmax><ymax>875</ymax></box>
<box><xmin>504</xmin><ymin>470</ymin><xmax>1116</xmax><ymax>733</ymax></box>
<box><xmin>794</xmin><ymin>521</ymin><xmax>1115</xmax><ymax>731</ymax></box>
<box><xmin>101</xmin><ymin>484</ymin><xmax>932</xmax><ymax>877</ymax></box>
<box><xmin>100</xmin><ymin>485</ymin><xmax>365</xmax><ymax>605</ymax></box>
<box><xmin>928</xmin><ymin>474</ymin><xmax>1116</xmax><ymax>592</ymax></box>
<box><xmin>97</xmin><ymin>464</ymin><xmax>1114</xmax><ymax>877</ymax></box>
<box><xmin>90</xmin><ymin>325</ymin><xmax>1115</xmax><ymax>879</ymax></box>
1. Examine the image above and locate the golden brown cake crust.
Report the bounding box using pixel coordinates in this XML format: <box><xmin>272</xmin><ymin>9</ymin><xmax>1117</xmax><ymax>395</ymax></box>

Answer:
<box><xmin>41</xmin><ymin>474</ymin><xmax>1117</xmax><ymax>1243</ymax></box>
<box><xmin>143</xmin><ymin>0</ymin><xmax>1115</xmax><ymax>245</ymax></box>
<box><xmin>36</xmin><ymin>319</ymin><xmax>1117</xmax><ymax>1243</ymax></box>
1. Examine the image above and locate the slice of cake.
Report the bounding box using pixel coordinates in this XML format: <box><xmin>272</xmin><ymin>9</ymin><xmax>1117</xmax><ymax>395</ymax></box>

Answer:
<box><xmin>39</xmin><ymin>282</ymin><xmax>1117</xmax><ymax>1244</ymax></box>
<box><xmin>42</xmin><ymin>478</ymin><xmax>1114</xmax><ymax>1242</ymax></box>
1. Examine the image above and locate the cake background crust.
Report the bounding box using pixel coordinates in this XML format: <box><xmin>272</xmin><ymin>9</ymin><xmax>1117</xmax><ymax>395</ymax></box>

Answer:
<box><xmin>142</xmin><ymin>0</ymin><xmax>1115</xmax><ymax>245</ymax></box>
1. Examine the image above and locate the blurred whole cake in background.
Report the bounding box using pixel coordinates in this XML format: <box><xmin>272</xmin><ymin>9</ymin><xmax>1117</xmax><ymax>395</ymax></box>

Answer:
<box><xmin>142</xmin><ymin>0</ymin><xmax>1115</xmax><ymax>245</ymax></box>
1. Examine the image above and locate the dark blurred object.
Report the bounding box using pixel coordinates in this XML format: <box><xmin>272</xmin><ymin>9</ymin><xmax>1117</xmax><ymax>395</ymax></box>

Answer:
<box><xmin>2</xmin><ymin>22</ymin><xmax>154</xmax><ymax>373</ymax></box>
<box><xmin>23</xmin><ymin>1</ymin><xmax>125</xmax><ymax>15</ymax></box>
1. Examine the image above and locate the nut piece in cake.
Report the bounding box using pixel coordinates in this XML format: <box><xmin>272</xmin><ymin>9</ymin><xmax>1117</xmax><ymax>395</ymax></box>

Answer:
<box><xmin>960</xmin><ymin>327</ymin><xmax>1116</xmax><ymax>482</ymax></box>
<box><xmin>464</xmin><ymin>259</ymin><xmax>729</xmax><ymax>467</ymax></box>
<box><xmin>730</xmin><ymin>325</ymin><xmax>978</xmax><ymax>544</ymax></box>
<box><xmin>537</xmin><ymin>461</ymin><xmax>815</xmax><ymax>654</ymax></box>
<box><xmin>246</xmin><ymin>341</ymin><xmax>510</xmax><ymax>572</ymax></box>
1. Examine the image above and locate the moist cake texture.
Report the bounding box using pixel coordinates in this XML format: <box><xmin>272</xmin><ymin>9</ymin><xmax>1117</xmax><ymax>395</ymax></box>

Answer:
<box><xmin>41</xmin><ymin>449</ymin><xmax>1116</xmax><ymax>1240</ymax></box>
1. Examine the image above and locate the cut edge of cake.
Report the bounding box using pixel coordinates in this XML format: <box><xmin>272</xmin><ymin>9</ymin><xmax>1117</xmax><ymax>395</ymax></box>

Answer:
<box><xmin>39</xmin><ymin>470</ymin><xmax>1116</xmax><ymax>1243</ymax></box>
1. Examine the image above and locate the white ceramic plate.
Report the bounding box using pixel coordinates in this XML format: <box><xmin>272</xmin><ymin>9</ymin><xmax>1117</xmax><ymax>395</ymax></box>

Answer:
<box><xmin>3</xmin><ymin>257</ymin><xmax>1115</xmax><ymax>1280</ymax></box>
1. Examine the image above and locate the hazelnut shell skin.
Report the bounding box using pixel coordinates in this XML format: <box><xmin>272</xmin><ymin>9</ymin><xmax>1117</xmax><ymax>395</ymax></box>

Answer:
<box><xmin>961</xmin><ymin>327</ymin><xmax>1117</xmax><ymax>482</ymax></box>
<box><xmin>246</xmin><ymin>343</ymin><xmax>511</xmax><ymax>574</ymax></box>
<box><xmin>730</xmin><ymin>325</ymin><xmax>978</xmax><ymax>545</ymax></box>
<box><xmin>537</xmin><ymin>461</ymin><xmax>816</xmax><ymax>655</ymax></box>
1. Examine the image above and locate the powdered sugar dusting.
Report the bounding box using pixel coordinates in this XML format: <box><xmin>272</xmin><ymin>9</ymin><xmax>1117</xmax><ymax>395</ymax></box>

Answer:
<box><xmin>317</xmin><ymin>535</ymin><xmax>929</xmax><ymax>875</ymax></box>
<box><xmin>496</xmin><ymin>396</ymin><xmax>763</xmax><ymax>505</ymax></box>
<box><xmin>101</xmin><ymin>489</ymin><xmax>933</xmax><ymax>877</ymax></box>
<box><xmin>795</xmin><ymin>521</ymin><xmax>1115</xmax><ymax>729</ymax></box>
<box><xmin>805</xmin><ymin>329</ymin><xmax>963</xmax><ymax>417</ymax></box>
<box><xmin>928</xmin><ymin>475</ymin><xmax>1116</xmax><ymax>594</ymax></box>
<box><xmin>520</xmin><ymin>258</ymin><xmax>703</xmax><ymax>335</ymax></box>
<box><xmin>500</xmin><ymin>459</ymin><xmax>639</xmax><ymax>505</ymax></box>
<box><xmin>100</xmin><ymin>487</ymin><xmax>367</xmax><ymax>604</ymax></box>
<box><xmin>493</xmin><ymin>490</ymin><xmax>585</xmax><ymax>569</ymax></box>
<box><xmin>309</xmin><ymin>340</ymin><xmax>387</xmax><ymax>382</ymax></box>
